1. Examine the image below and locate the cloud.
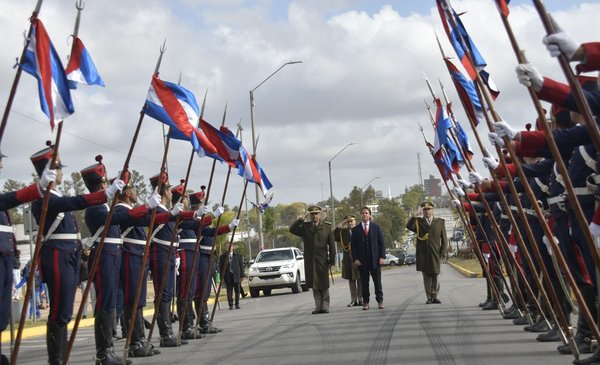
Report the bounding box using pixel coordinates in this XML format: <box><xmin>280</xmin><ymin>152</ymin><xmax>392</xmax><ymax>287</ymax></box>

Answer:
<box><xmin>0</xmin><ymin>0</ymin><xmax>598</xmax><ymax>208</ymax></box>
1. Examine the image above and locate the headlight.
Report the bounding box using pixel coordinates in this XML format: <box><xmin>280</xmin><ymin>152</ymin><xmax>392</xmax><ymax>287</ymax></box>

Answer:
<box><xmin>249</xmin><ymin>266</ymin><xmax>258</xmax><ymax>273</ymax></box>
<box><xmin>280</xmin><ymin>263</ymin><xmax>294</xmax><ymax>269</ymax></box>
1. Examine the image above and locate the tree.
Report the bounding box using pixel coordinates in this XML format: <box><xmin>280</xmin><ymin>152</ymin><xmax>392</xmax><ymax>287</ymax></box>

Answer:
<box><xmin>130</xmin><ymin>170</ymin><xmax>148</xmax><ymax>203</ymax></box>
<box><xmin>401</xmin><ymin>184</ymin><xmax>425</xmax><ymax>213</ymax></box>
<box><xmin>262</xmin><ymin>208</ymin><xmax>275</xmax><ymax>232</ymax></box>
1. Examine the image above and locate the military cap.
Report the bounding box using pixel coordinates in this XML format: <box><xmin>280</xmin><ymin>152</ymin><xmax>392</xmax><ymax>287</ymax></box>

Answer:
<box><xmin>343</xmin><ymin>214</ymin><xmax>356</xmax><ymax>220</ymax></box>
<box><xmin>307</xmin><ymin>205</ymin><xmax>322</xmax><ymax>214</ymax></box>
<box><xmin>30</xmin><ymin>141</ymin><xmax>65</xmax><ymax>176</ymax></box>
<box><xmin>80</xmin><ymin>155</ymin><xmax>107</xmax><ymax>192</ymax></box>
<box><xmin>171</xmin><ymin>179</ymin><xmax>186</xmax><ymax>203</ymax></box>
<box><xmin>149</xmin><ymin>172</ymin><xmax>171</xmax><ymax>190</ymax></box>
<box><xmin>420</xmin><ymin>201</ymin><xmax>435</xmax><ymax>209</ymax></box>
<box><xmin>189</xmin><ymin>187</ymin><xmax>206</xmax><ymax>205</ymax></box>
<box><xmin>109</xmin><ymin>170</ymin><xmax>133</xmax><ymax>190</ymax></box>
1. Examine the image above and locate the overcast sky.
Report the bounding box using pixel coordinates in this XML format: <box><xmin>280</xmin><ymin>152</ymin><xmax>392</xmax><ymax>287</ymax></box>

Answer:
<box><xmin>1</xmin><ymin>0</ymin><xmax>599</xmax><ymax>208</ymax></box>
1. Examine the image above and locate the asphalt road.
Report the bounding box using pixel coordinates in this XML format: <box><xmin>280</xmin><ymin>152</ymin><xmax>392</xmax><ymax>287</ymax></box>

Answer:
<box><xmin>13</xmin><ymin>264</ymin><xmax>576</xmax><ymax>365</ymax></box>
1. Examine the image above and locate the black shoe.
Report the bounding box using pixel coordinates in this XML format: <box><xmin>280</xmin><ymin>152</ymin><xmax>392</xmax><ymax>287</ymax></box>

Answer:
<box><xmin>536</xmin><ymin>327</ymin><xmax>561</xmax><ymax>342</ymax></box>
<box><xmin>199</xmin><ymin>325</ymin><xmax>221</xmax><ymax>334</ymax></box>
<box><xmin>347</xmin><ymin>300</ymin><xmax>356</xmax><ymax>307</ymax></box>
<box><xmin>182</xmin><ymin>329</ymin><xmax>203</xmax><ymax>340</ymax></box>
<box><xmin>355</xmin><ymin>301</ymin><xmax>363</xmax><ymax>307</ymax></box>
<box><xmin>573</xmin><ymin>348</ymin><xmax>600</xmax><ymax>365</ymax></box>
<box><xmin>557</xmin><ymin>337</ymin><xmax>593</xmax><ymax>355</ymax></box>
<box><xmin>513</xmin><ymin>315</ymin><xmax>530</xmax><ymax>325</ymax></box>
<box><xmin>432</xmin><ymin>299</ymin><xmax>441</xmax><ymax>304</ymax></box>
<box><xmin>311</xmin><ymin>310</ymin><xmax>320</xmax><ymax>314</ymax></box>
<box><xmin>479</xmin><ymin>298</ymin><xmax>491</xmax><ymax>307</ymax></box>
<box><xmin>426</xmin><ymin>299</ymin><xmax>433</xmax><ymax>304</ymax></box>
<box><xmin>319</xmin><ymin>309</ymin><xmax>329</xmax><ymax>314</ymax></box>
<box><xmin>525</xmin><ymin>319</ymin><xmax>551</xmax><ymax>333</ymax></box>
<box><xmin>129</xmin><ymin>345</ymin><xmax>154</xmax><ymax>357</ymax></box>
<box><xmin>160</xmin><ymin>336</ymin><xmax>179</xmax><ymax>347</ymax></box>
<box><xmin>235</xmin><ymin>304</ymin><xmax>240</xmax><ymax>309</ymax></box>
<box><xmin>482</xmin><ymin>300</ymin><xmax>497</xmax><ymax>310</ymax></box>
<box><xmin>503</xmin><ymin>309</ymin><xmax>520</xmax><ymax>319</ymax></box>
<box><xmin>229</xmin><ymin>305</ymin><xmax>233</xmax><ymax>310</ymax></box>
<box><xmin>241</xmin><ymin>292</ymin><xmax>248</xmax><ymax>299</ymax></box>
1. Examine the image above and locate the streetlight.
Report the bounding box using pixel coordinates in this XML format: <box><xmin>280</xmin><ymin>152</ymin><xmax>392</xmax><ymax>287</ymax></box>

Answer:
<box><xmin>328</xmin><ymin>142</ymin><xmax>356</xmax><ymax>228</ymax></box>
<box><xmin>361</xmin><ymin>176</ymin><xmax>381</xmax><ymax>206</ymax></box>
<box><xmin>250</xmin><ymin>60</ymin><xmax>302</xmax><ymax>251</ymax></box>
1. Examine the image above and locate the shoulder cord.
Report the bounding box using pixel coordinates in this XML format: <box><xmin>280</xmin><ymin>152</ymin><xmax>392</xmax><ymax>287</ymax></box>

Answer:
<box><xmin>339</xmin><ymin>229</ymin><xmax>351</xmax><ymax>252</ymax></box>
<box><xmin>415</xmin><ymin>218</ymin><xmax>429</xmax><ymax>241</ymax></box>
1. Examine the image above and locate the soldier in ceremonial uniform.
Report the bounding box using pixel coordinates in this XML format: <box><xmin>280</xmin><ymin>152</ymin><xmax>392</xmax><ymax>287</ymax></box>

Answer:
<box><xmin>170</xmin><ymin>182</ymin><xmax>209</xmax><ymax>340</ymax></box>
<box><xmin>406</xmin><ymin>202</ymin><xmax>448</xmax><ymax>304</ymax></box>
<box><xmin>0</xmin><ymin>151</ymin><xmax>55</xmax><ymax>363</ymax></box>
<box><xmin>30</xmin><ymin>144</ymin><xmax>108</xmax><ymax>365</ymax></box>
<box><xmin>290</xmin><ymin>205</ymin><xmax>335</xmax><ymax>314</ymax></box>
<box><xmin>334</xmin><ymin>214</ymin><xmax>362</xmax><ymax>307</ymax></box>
<box><xmin>190</xmin><ymin>197</ymin><xmax>237</xmax><ymax>335</ymax></box>
<box><xmin>114</xmin><ymin>175</ymin><xmax>166</xmax><ymax>357</ymax></box>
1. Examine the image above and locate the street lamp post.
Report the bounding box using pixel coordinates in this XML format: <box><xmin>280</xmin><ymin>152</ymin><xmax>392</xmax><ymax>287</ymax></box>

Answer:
<box><xmin>250</xmin><ymin>61</ymin><xmax>302</xmax><ymax>251</ymax></box>
<box><xmin>360</xmin><ymin>176</ymin><xmax>381</xmax><ymax>207</ymax></box>
<box><xmin>328</xmin><ymin>143</ymin><xmax>356</xmax><ymax>228</ymax></box>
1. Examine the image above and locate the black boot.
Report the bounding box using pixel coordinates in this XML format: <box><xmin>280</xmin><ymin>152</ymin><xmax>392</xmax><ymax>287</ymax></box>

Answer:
<box><xmin>125</xmin><ymin>306</ymin><xmax>150</xmax><ymax>358</ymax></box>
<box><xmin>182</xmin><ymin>301</ymin><xmax>204</xmax><ymax>339</ymax></box>
<box><xmin>479</xmin><ymin>278</ymin><xmax>491</xmax><ymax>307</ymax></box>
<box><xmin>483</xmin><ymin>277</ymin><xmax>503</xmax><ymax>310</ymax></box>
<box><xmin>557</xmin><ymin>311</ymin><xmax>594</xmax><ymax>355</ymax></box>
<box><xmin>94</xmin><ymin>310</ymin><xmax>131</xmax><ymax>365</ymax></box>
<box><xmin>524</xmin><ymin>318</ymin><xmax>551</xmax><ymax>333</ymax></box>
<box><xmin>536</xmin><ymin>326</ymin><xmax>561</xmax><ymax>342</ymax></box>
<box><xmin>158</xmin><ymin>301</ymin><xmax>185</xmax><ymax>347</ymax></box>
<box><xmin>199</xmin><ymin>303</ymin><xmax>222</xmax><ymax>334</ymax></box>
<box><xmin>136</xmin><ymin>310</ymin><xmax>161</xmax><ymax>356</ymax></box>
<box><xmin>46</xmin><ymin>321</ymin><xmax>65</xmax><ymax>365</ymax></box>
<box><xmin>574</xmin><ymin>346</ymin><xmax>600</xmax><ymax>365</ymax></box>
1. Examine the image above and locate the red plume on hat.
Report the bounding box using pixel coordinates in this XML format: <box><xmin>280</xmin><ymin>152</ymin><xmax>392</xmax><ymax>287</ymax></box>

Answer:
<box><xmin>189</xmin><ymin>186</ymin><xmax>206</xmax><ymax>205</ymax></box>
<box><xmin>171</xmin><ymin>179</ymin><xmax>186</xmax><ymax>202</ymax></box>
<box><xmin>149</xmin><ymin>172</ymin><xmax>170</xmax><ymax>190</ymax></box>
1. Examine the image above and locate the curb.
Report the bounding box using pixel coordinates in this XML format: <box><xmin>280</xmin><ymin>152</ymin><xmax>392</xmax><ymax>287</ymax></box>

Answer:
<box><xmin>447</xmin><ymin>261</ymin><xmax>482</xmax><ymax>278</ymax></box>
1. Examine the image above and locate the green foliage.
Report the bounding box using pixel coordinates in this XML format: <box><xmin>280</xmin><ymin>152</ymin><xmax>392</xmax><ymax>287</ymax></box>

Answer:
<box><xmin>3</xmin><ymin>179</ymin><xmax>27</xmax><ymax>224</ymax></box>
<box><xmin>401</xmin><ymin>184</ymin><xmax>425</xmax><ymax>213</ymax></box>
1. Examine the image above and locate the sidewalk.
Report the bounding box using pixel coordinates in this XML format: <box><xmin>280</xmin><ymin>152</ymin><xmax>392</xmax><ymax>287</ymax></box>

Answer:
<box><xmin>2</xmin><ymin>280</ymin><xmax>215</xmax><ymax>343</ymax></box>
<box><xmin>447</xmin><ymin>260</ymin><xmax>483</xmax><ymax>278</ymax></box>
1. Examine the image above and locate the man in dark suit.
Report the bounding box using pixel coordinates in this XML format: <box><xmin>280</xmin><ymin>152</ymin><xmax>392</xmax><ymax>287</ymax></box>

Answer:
<box><xmin>351</xmin><ymin>206</ymin><xmax>386</xmax><ymax>310</ymax></box>
<box><xmin>406</xmin><ymin>201</ymin><xmax>448</xmax><ymax>304</ymax></box>
<box><xmin>219</xmin><ymin>246</ymin><xmax>245</xmax><ymax>310</ymax></box>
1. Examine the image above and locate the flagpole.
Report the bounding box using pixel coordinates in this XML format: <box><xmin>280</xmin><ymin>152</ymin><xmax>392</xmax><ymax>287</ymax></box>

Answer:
<box><xmin>439</xmin><ymin>0</ymin><xmax>594</xmax><ymax>351</ymax></box>
<box><xmin>424</xmin><ymin>99</ymin><xmax>513</xmax><ymax>313</ymax></box>
<box><xmin>0</xmin><ymin>0</ymin><xmax>43</xmax><ymax>146</ymax></box>
<box><xmin>11</xmin><ymin>121</ymin><xmax>63</xmax><ymax>365</ymax></box>
<box><xmin>63</xmin><ymin>41</ymin><xmax>168</xmax><ymax>365</ymax></box>
<box><xmin>142</xmin><ymin>92</ymin><xmax>215</xmax><ymax>354</ymax></box>
<box><xmin>211</xmin><ymin>179</ymin><xmax>249</xmax><ymax>323</ymax></box>
<box><xmin>435</xmin><ymin>84</ymin><xmax>532</xmax><ymax>314</ymax></box>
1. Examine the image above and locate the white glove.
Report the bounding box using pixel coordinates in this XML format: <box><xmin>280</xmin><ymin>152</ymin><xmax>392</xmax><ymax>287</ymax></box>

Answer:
<box><xmin>106</xmin><ymin>179</ymin><xmax>125</xmax><ymax>200</ymax></box>
<box><xmin>147</xmin><ymin>188</ymin><xmax>161</xmax><ymax>209</ymax></box>
<box><xmin>213</xmin><ymin>205</ymin><xmax>224</xmax><ymax>218</ymax></box>
<box><xmin>171</xmin><ymin>202</ymin><xmax>184</xmax><ymax>216</ymax></box>
<box><xmin>468</xmin><ymin>171</ymin><xmax>484</xmax><ymax>185</ymax></box>
<box><xmin>453</xmin><ymin>186</ymin><xmax>465</xmax><ymax>197</ymax></box>
<box><xmin>195</xmin><ymin>204</ymin><xmax>209</xmax><ymax>217</ymax></box>
<box><xmin>457</xmin><ymin>178</ymin><xmax>471</xmax><ymax>190</ymax></box>
<box><xmin>228</xmin><ymin>218</ymin><xmax>240</xmax><ymax>230</ymax></box>
<box><xmin>451</xmin><ymin>199</ymin><xmax>461</xmax><ymax>209</ymax></box>
<box><xmin>515</xmin><ymin>63</ymin><xmax>543</xmax><ymax>92</ymax></box>
<box><xmin>494</xmin><ymin>121</ymin><xmax>517</xmax><ymax>140</ymax></box>
<box><xmin>542</xmin><ymin>16</ymin><xmax>579</xmax><ymax>60</ymax></box>
<box><xmin>586</xmin><ymin>174</ymin><xmax>600</xmax><ymax>196</ymax></box>
<box><xmin>508</xmin><ymin>244</ymin><xmax>518</xmax><ymax>255</ymax></box>
<box><xmin>488</xmin><ymin>132</ymin><xmax>505</xmax><ymax>147</ymax></box>
<box><xmin>482</xmin><ymin>156</ymin><xmax>499</xmax><ymax>170</ymax></box>
<box><xmin>542</xmin><ymin>235</ymin><xmax>558</xmax><ymax>256</ymax></box>
<box><xmin>39</xmin><ymin>162</ymin><xmax>56</xmax><ymax>189</ymax></box>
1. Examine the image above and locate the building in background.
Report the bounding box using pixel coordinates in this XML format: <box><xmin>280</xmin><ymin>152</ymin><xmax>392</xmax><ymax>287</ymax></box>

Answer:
<box><xmin>423</xmin><ymin>174</ymin><xmax>441</xmax><ymax>197</ymax></box>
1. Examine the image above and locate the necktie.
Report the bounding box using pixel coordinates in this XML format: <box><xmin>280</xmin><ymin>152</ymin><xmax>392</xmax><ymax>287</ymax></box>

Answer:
<box><xmin>364</xmin><ymin>223</ymin><xmax>369</xmax><ymax>236</ymax></box>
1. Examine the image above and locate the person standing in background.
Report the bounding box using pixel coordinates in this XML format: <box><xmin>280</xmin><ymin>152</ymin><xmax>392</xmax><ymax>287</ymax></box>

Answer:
<box><xmin>334</xmin><ymin>214</ymin><xmax>362</xmax><ymax>307</ymax></box>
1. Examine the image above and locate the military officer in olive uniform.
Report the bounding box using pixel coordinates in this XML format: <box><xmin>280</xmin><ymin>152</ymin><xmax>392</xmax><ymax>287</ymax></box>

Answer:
<box><xmin>334</xmin><ymin>214</ymin><xmax>362</xmax><ymax>307</ymax></box>
<box><xmin>290</xmin><ymin>205</ymin><xmax>335</xmax><ymax>314</ymax></box>
<box><xmin>406</xmin><ymin>201</ymin><xmax>448</xmax><ymax>304</ymax></box>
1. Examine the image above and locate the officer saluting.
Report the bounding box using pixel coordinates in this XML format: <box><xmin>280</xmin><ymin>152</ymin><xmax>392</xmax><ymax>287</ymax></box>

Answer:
<box><xmin>406</xmin><ymin>201</ymin><xmax>448</xmax><ymax>304</ymax></box>
<box><xmin>30</xmin><ymin>143</ymin><xmax>108</xmax><ymax>365</ymax></box>
<box><xmin>0</xmin><ymin>151</ymin><xmax>56</xmax><ymax>364</ymax></box>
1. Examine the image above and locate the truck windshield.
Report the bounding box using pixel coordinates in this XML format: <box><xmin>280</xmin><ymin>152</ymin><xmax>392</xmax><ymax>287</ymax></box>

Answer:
<box><xmin>256</xmin><ymin>250</ymin><xmax>293</xmax><ymax>262</ymax></box>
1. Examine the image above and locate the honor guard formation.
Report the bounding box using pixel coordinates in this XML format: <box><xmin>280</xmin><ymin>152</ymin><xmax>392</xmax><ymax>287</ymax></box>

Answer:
<box><xmin>3</xmin><ymin>1</ymin><xmax>600</xmax><ymax>365</ymax></box>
